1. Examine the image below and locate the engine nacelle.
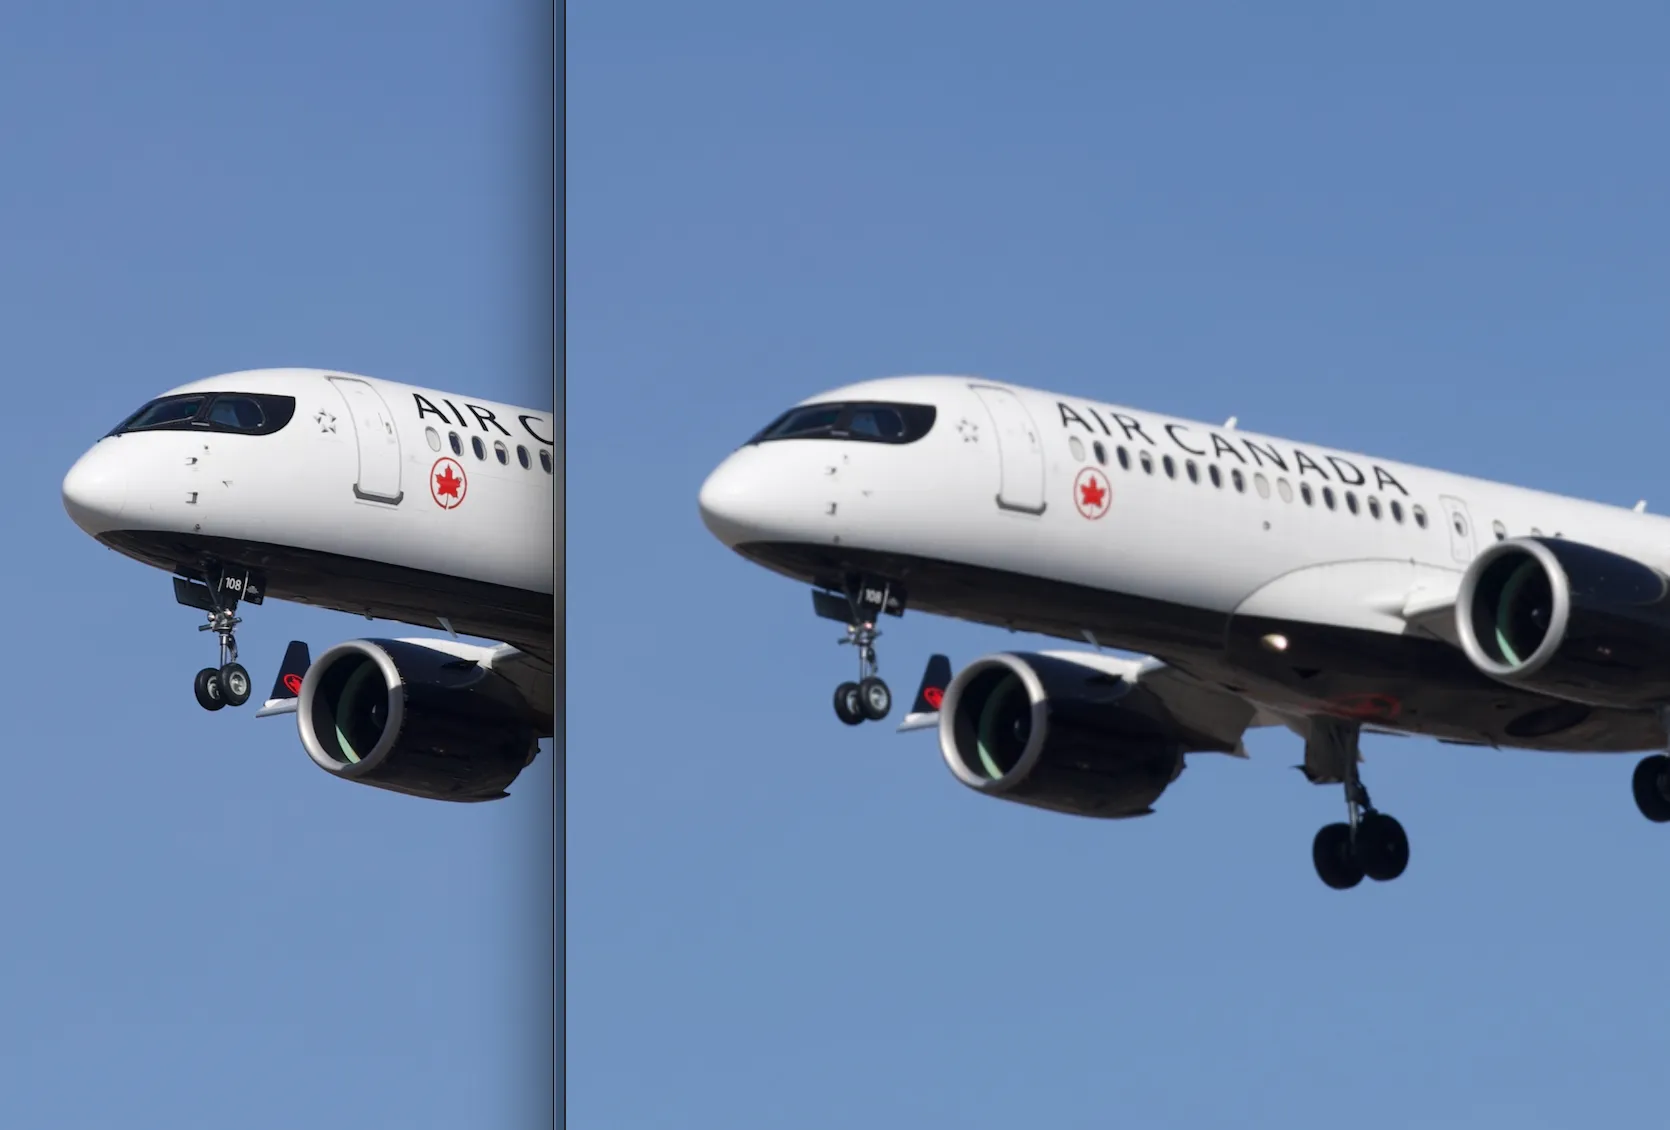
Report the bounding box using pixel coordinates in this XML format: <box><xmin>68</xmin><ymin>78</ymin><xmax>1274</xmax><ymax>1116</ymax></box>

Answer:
<box><xmin>297</xmin><ymin>639</ymin><xmax>541</xmax><ymax>802</ymax></box>
<box><xmin>937</xmin><ymin>652</ymin><xmax>1205</xmax><ymax>819</ymax></box>
<box><xmin>1456</xmin><ymin>537</ymin><xmax>1670</xmax><ymax>710</ymax></box>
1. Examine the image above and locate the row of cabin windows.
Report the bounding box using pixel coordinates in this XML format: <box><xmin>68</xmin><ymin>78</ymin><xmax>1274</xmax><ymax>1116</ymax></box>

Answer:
<box><xmin>1083</xmin><ymin>437</ymin><xmax>1431</xmax><ymax>530</ymax></box>
<box><xmin>424</xmin><ymin>426</ymin><xmax>553</xmax><ymax>474</ymax></box>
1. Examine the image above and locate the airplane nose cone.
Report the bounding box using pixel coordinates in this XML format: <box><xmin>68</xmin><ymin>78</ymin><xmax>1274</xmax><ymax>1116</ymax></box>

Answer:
<box><xmin>62</xmin><ymin>443</ymin><xmax>128</xmax><ymax>534</ymax></box>
<box><xmin>698</xmin><ymin>455</ymin><xmax>755</xmax><ymax>547</ymax></box>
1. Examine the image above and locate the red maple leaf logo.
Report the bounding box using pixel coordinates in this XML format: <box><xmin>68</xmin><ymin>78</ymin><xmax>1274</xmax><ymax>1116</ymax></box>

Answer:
<box><xmin>924</xmin><ymin>687</ymin><xmax>944</xmax><ymax>709</ymax></box>
<box><xmin>1080</xmin><ymin>476</ymin><xmax>1106</xmax><ymax>509</ymax></box>
<box><xmin>435</xmin><ymin>465</ymin><xmax>462</xmax><ymax>498</ymax></box>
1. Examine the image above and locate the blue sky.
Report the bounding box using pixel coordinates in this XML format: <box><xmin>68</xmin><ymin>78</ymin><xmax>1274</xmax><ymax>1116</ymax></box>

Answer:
<box><xmin>0</xmin><ymin>4</ymin><xmax>551</xmax><ymax>1126</ymax></box>
<box><xmin>570</xmin><ymin>8</ymin><xmax>1670</xmax><ymax>1128</ymax></box>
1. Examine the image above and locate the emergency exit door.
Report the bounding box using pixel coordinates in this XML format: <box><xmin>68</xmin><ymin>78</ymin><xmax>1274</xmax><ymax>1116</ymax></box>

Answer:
<box><xmin>329</xmin><ymin>376</ymin><xmax>404</xmax><ymax>505</ymax></box>
<box><xmin>970</xmin><ymin>384</ymin><xmax>1047</xmax><ymax>515</ymax></box>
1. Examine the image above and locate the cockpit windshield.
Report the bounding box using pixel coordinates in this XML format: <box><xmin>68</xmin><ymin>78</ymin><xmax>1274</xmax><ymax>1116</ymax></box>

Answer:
<box><xmin>108</xmin><ymin>392</ymin><xmax>298</xmax><ymax>438</ymax></box>
<box><xmin>748</xmin><ymin>401</ymin><xmax>936</xmax><ymax>446</ymax></box>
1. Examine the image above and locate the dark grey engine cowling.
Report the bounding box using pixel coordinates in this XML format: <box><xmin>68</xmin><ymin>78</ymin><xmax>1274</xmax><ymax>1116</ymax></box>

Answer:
<box><xmin>1456</xmin><ymin>536</ymin><xmax>1670</xmax><ymax>710</ymax></box>
<box><xmin>298</xmin><ymin>639</ymin><xmax>541</xmax><ymax>802</ymax></box>
<box><xmin>938</xmin><ymin>652</ymin><xmax>1218</xmax><ymax>819</ymax></box>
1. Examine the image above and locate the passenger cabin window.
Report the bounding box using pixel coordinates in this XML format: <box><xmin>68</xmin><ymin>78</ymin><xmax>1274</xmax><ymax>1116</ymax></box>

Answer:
<box><xmin>539</xmin><ymin>449</ymin><xmax>553</xmax><ymax>474</ymax></box>
<box><xmin>450</xmin><ymin>432</ymin><xmax>463</xmax><ymax>456</ymax></box>
<box><xmin>749</xmin><ymin>401</ymin><xmax>936</xmax><ymax>445</ymax></box>
<box><xmin>1093</xmin><ymin>441</ymin><xmax>1108</xmax><ymax>465</ymax></box>
<box><xmin>494</xmin><ymin>440</ymin><xmax>509</xmax><ymax>465</ymax></box>
<box><xmin>426</xmin><ymin>427</ymin><xmax>442</xmax><ymax>452</ymax></box>
<box><xmin>517</xmin><ymin>444</ymin><xmax>531</xmax><ymax>469</ymax></box>
<box><xmin>472</xmin><ymin>436</ymin><xmax>486</xmax><ymax>460</ymax></box>
<box><xmin>109</xmin><ymin>392</ymin><xmax>296</xmax><ymax>437</ymax></box>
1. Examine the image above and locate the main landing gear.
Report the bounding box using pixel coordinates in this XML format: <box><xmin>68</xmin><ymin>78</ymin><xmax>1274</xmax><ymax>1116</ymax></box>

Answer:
<box><xmin>175</xmin><ymin>564</ymin><xmax>265</xmax><ymax>712</ymax></box>
<box><xmin>1304</xmin><ymin>718</ymin><xmax>1410</xmax><ymax>890</ymax></box>
<box><xmin>1633</xmin><ymin>754</ymin><xmax>1670</xmax><ymax>823</ymax></box>
<box><xmin>813</xmin><ymin>578</ymin><xmax>904</xmax><ymax>727</ymax></box>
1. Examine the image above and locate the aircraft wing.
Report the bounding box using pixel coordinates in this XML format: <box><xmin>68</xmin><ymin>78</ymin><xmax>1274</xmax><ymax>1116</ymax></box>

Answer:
<box><xmin>254</xmin><ymin>637</ymin><xmax>553</xmax><ymax>736</ymax></box>
<box><xmin>898</xmin><ymin>649</ymin><xmax>1262</xmax><ymax>756</ymax></box>
<box><xmin>1393</xmin><ymin>579</ymin><xmax>1463</xmax><ymax>647</ymax></box>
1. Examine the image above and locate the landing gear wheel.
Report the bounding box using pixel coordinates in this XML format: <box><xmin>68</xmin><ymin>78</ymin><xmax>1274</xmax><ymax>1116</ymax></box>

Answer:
<box><xmin>858</xmin><ymin>677</ymin><xmax>891</xmax><ymax>721</ymax></box>
<box><xmin>219</xmin><ymin>662</ymin><xmax>252</xmax><ymax>707</ymax></box>
<box><xmin>833</xmin><ymin>682</ymin><xmax>865</xmax><ymax>726</ymax></box>
<box><xmin>1633</xmin><ymin>755</ymin><xmax>1670</xmax><ymax>822</ymax></box>
<box><xmin>1312</xmin><ymin>823</ymin><xmax>1363</xmax><ymax>890</ymax></box>
<box><xmin>1356</xmin><ymin>812</ymin><xmax>1410</xmax><ymax>881</ymax></box>
<box><xmin>194</xmin><ymin>667</ymin><xmax>226</xmax><ymax>712</ymax></box>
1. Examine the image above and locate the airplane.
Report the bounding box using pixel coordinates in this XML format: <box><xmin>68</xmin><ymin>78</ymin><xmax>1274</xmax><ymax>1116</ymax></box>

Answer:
<box><xmin>698</xmin><ymin>375</ymin><xmax>1670</xmax><ymax>889</ymax></box>
<box><xmin>62</xmin><ymin>368</ymin><xmax>554</xmax><ymax>803</ymax></box>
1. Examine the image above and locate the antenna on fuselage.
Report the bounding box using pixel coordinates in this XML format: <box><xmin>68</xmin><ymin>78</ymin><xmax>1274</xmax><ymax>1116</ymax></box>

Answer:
<box><xmin>1636</xmin><ymin>500</ymin><xmax>1648</xmax><ymax>513</ymax></box>
<box><xmin>1223</xmin><ymin>416</ymin><xmax>1238</xmax><ymax>429</ymax></box>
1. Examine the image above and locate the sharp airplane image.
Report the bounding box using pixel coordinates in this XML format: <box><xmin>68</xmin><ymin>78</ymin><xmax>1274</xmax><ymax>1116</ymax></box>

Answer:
<box><xmin>63</xmin><ymin>368</ymin><xmax>554</xmax><ymax>803</ymax></box>
<box><xmin>700</xmin><ymin>376</ymin><xmax>1670</xmax><ymax>889</ymax></box>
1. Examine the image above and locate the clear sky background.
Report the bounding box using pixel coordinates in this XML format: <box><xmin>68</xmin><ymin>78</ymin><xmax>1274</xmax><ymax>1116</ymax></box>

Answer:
<box><xmin>0</xmin><ymin>4</ymin><xmax>552</xmax><ymax>1127</ymax></box>
<box><xmin>570</xmin><ymin>7</ymin><xmax>1670</xmax><ymax>1129</ymax></box>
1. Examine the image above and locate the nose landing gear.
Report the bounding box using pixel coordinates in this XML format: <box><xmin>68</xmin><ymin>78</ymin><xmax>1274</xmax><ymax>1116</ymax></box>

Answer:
<box><xmin>175</xmin><ymin>564</ymin><xmax>264</xmax><ymax>712</ymax></box>
<box><xmin>814</xmin><ymin>578</ymin><xmax>904</xmax><ymax>727</ymax></box>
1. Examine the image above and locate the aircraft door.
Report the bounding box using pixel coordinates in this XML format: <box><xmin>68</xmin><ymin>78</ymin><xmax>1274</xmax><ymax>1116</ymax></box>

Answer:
<box><xmin>1438</xmin><ymin>495</ymin><xmax>1476</xmax><ymax>563</ymax></box>
<box><xmin>969</xmin><ymin>384</ymin><xmax>1047</xmax><ymax>515</ymax></box>
<box><xmin>328</xmin><ymin>376</ymin><xmax>404</xmax><ymax>505</ymax></box>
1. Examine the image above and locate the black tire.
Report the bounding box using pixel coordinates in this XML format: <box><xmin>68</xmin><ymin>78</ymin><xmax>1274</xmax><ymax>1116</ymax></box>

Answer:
<box><xmin>1356</xmin><ymin>812</ymin><xmax>1410</xmax><ymax>882</ymax></box>
<box><xmin>219</xmin><ymin>662</ymin><xmax>252</xmax><ymax>707</ymax></box>
<box><xmin>1312</xmin><ymin>823</ymin><xmax>1363</xmax><ymax>890</ymax></box>
<box><xmin>858</xmin><ymin>677</ymin><xmax>892</xmax><ymax>721</ymax></box>
<box><xmin>194</xmin><ymin>667</ymin><xmax>226</xmax><ymax>712</ymax></box>
<box><xmin>833</xmin><ymin>681</ymin><xmax>865</xmax><ymax>726</ymax></box>
<box><xmin>1633</xmin><ymin>755</ymin><xmax>1670</xmax><ymax>823</ymax></box>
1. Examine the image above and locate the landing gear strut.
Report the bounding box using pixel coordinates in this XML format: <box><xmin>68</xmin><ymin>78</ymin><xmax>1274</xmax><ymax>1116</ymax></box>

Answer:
<box><xmin>1304</xmin><ymin>718</ymin><xmax>1410</xmax><ymax>890</ymax></box>
<box><xmin>176</xmin><ymin>563</ymin><xmax>262</xmax><ymax>712</ymax></box>
<box><xmin>814</xmin><ymin>578</ymin><xmax>902</xmax><ymax>726</ymax></box>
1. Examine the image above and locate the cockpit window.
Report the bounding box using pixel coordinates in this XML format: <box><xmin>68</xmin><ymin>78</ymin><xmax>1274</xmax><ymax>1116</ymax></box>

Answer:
<box><xmin>748</xmin><ymin>401</ymin><xmax>936</xmax><ymax>446</ymax></box>
<box><xmin>207</xmin><ymin>395</ymin><xmax>266</xmax><ymax>431</ymax></box>
<box><xmin>761</xmin><ymin>405</ymin><xmax>844</xmax><ymax>440</ymax></box>
<box><xmin>112</xmin><ymin>395</ymin><xmax>206</xmax><ymax>433</ymax></box>
<box><xmin>847</xmin><ymin>407</ymin><xmax>906</xmax><ymax>439</ymax></box>
<box><xmin>108</xmin><ymin>392</ymin><xmax>297</xmax><ymax>437</ymax></box>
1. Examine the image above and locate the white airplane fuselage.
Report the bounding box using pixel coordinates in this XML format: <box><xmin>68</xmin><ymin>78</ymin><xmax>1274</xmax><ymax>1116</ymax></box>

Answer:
<box><xmin>699</xmin><ymin>375</ymin><xmax>1670</xmax><ymax>754</ymax></box>
<box><xmin>65</xmin><ymin>368</ymin><xmax>555</xmax><ymax>661</ymax></box>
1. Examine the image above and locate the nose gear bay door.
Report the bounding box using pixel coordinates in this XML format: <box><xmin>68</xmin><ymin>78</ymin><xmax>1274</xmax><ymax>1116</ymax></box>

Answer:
<box><xmin>969</xmin><ymin>384</ymin><xmax>1047</xmax><ymax>515</ymax></box>
<box><xmin>328</xmin><ymin>375</ymin><xmax>404</xmax><ymax>505</ymax></box>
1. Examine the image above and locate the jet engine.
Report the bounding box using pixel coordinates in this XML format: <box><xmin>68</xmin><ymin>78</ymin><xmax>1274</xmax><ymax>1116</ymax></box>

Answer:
<box><xmin>1455</xmin><ymin>536</ymin><xmax>1670</xmax><ymax>709</ymax></box>
<box><xmin>937</xmin><ymin>652</ymin><xmax>1217</xmax><ymax>818</ymax></box>
<box><xmin>296</xmin><ymin>639</ymin><xmax>542</xmax><ymax>802</ymax></box>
